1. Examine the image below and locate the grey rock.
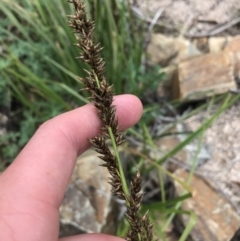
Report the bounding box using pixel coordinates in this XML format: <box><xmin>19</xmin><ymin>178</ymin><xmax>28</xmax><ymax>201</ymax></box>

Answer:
<box><xmin>60</xmin><ymin>150</ymin><xmax>119</xmax><ymax>237</ymax></box>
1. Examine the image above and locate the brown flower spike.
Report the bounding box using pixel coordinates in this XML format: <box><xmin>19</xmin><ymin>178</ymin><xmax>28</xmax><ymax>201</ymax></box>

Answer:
<box><xmin>68</xmin><ymin>1</ymin><xmax>153</xmax><ymax>240</ymax></box>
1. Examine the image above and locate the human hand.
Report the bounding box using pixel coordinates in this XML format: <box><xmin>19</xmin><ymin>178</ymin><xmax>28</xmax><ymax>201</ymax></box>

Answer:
<box><xmin>0</xmin><ymin>94</ymin><xmax>142</xmax><ymax>241</ymax></box>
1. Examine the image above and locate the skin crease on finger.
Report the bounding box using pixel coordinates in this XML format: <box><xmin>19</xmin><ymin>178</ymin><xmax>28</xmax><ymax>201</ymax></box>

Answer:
<box><xmin>0</xmin><ymin>94</ymin><xmax>142</xmax><ymax>241</ymax></box>
<box><xmin>59</xmin><ymin>233</ymin><xmax>125</xmax><ymax>241</ymax></box>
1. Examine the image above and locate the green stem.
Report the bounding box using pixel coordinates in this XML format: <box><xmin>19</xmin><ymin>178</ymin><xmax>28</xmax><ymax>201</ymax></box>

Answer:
<box><xmin>108</xmin><ymin>126</ymin><xmax>129</xmax><ymax>196</ymax></box>
<box><xmin>95</xmin><ymin>72</ymin><xmax>129</xmax><ymax>197</ymax></box>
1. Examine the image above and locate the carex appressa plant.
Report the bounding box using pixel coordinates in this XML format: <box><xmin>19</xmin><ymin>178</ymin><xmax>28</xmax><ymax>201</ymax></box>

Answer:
<box><xmin>68</xmin><ymin>1</ymin><xmax>153</xmax><ymax>240</ymax></box>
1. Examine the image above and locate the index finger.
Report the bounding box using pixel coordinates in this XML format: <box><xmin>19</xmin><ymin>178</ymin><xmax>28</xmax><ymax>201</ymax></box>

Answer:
<box><xmin>0</xmin><ymin>95</ymin><xmax>142</xmax><ymax>208</ymax></box>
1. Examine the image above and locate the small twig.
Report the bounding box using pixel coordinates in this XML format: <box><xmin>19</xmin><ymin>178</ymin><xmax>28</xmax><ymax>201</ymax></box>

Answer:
<box><xmin>197</xmin><ymin>18</ymin><xmax>218</xmax><ymax>25</ymax></box>
<box><xmin>148</xmin><ymin>8</ymin><xmax>163</xmax><ymax>33</ymax></box>
<box><xmin>131</xmin><ymin>5</ymin><xmax>178</xmax><ymax>32</ymax></box>
<box><xmin>143</xmin><ymin>7</ymin><xmax>163</xmax><ymax>50</ymax></box>
<box><xmin>185</xmin><ymin>17</ymin><xmax>240</xmax><ymax>38</ymax></box>
<box><xmin>180</xmin><ymin>15</ymin><xmax>197</xmax><ymax>37</ymax></box>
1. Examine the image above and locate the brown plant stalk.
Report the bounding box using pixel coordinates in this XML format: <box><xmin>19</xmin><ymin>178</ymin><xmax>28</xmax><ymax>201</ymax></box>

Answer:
<box><xmin>68</xmin><ymin>1</ymin><xmax>153</xmax><ymax>240</ymax></box>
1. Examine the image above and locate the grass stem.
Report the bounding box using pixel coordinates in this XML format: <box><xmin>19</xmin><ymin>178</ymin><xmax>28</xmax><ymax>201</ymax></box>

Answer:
<box><xmin>108</xmin><ymin>126</ymin><xmax>129</xmax><ymax>196</ymax></box>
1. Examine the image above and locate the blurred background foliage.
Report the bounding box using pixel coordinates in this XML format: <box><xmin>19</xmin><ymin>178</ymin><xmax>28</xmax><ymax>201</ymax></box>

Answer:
<box><xmin>0</xmin><ymin>0</ymin><xmax>163</xmax><ymax>161</ymax></box>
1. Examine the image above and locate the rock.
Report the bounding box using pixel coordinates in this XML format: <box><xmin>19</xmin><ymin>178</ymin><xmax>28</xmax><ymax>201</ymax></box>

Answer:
<box><xmin>172</xmin><ymin>52</ymin><xmax>237</xmax><ymax>100</ymax></box>
<box><xmin>224</xmin><ymin>36</ymin><xmax>240</xmax><ymax>53</ymax></box>
<box><xmin>173</xmin><ymin>169</ymin><xmax>240</xmax><ymax>241</ymax></box>
<box><xmin>156</xmin><ymin>134</ymin><xmax>187</xmax><ymax>166</ymax></box>
<box><xmin>230</xmin><ymin>227</ymin><xmax>240</xmax><ymax>241</ymax></box>
<box><xmin>231</xmin><ymin>52</ymin><xmax>240</xmax><ymax>86</ymax></box>
<box><xmin>154</xmin><ymin>123</ymin><xmax>210</xmax><ymax>171</ymax></box>
<box><xmin>147</xmin><ymin>34</ymin><xmax>200</xmax><ymax>67</ymax></box>
<box><xmin>147</xmin><ymin>34</ymin><xmax>200</xmax><ymax>100</ymax></box>
<box><xmin>188</xmin><ymin>102</ymin><xmax>240</xmax><ymax>209</ymax></box>
<box><xmin>59</xmin><ymin>150</ymin><xmax>119</xmax><ymax>237</ymax></box>
<box><xmin>223</xmin><ymin>37</ymin><xmax>240</xmax><ymax>86</ymax></box>
<box><xmin>209</xmin><ymin>37</ymin><xmax>231</xmax><ymax>53</ymax></box>
<box><xmin>193</xmin><ymin>37</ymin><xmax>209</xmax><ymax>53</ymax></box>
<box><xmin>147</xmin><ymin>34</ymin><xmax>178</xmax><ymax>66</ymax></box>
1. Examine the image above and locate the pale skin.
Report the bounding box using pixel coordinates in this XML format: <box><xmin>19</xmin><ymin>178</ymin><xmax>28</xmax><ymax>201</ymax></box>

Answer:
<box><xmin>0</xmin><ymin>94</ymin><xmax>143</xmax><ymax>241</ymax></box>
